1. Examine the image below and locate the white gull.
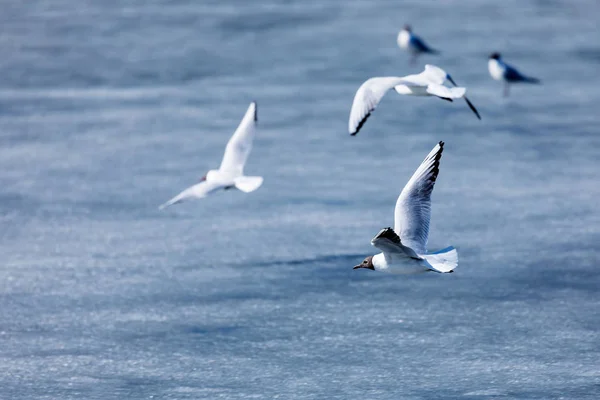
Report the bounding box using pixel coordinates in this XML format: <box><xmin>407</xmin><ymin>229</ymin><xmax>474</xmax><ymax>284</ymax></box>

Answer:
<box><xmin>354</xmin><ymin>141</ymin><xmax>457</xmax><ymax>274</ymax></box>
<box><xmin>159</xmin><ymin>102</ymin><xmax>263</xmax><ymax>209</ymax></box>
<box><xmin>348</xmin><ymin>65</ymin><xmax>480</xmax><ymax>136</ymax></box>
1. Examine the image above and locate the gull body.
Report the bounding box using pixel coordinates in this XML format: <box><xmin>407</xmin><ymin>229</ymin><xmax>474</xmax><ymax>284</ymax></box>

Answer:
<box><xmin>159</xmin><ymin>102</ymin><xmax>263</xmax><ymax>209</ymax></box>
<box><xmin>488</xmin><ymin>53</ymin><xmax>540</xmax><ymax>97</ymax></box>
<box><xmin>397</xmin><ymin>25</ymin><xmax>439</xmax><ymax>65</ymax></box>
<box><xmin>348</xmin><ymin>65</ymin><xmax>480</xmax><ymax>136</ymax></box>
<box><xmin>354</xmin><ymin>142</ymin><xmax>457</xmax><ymax>274</ymax></box>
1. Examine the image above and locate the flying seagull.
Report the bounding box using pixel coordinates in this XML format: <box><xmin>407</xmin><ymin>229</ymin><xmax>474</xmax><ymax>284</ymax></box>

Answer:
<box><xmin>354</xmin><ymin>141</ymin><xmax>457</xmax><ymax>274</ymax></box>
<box><xmin>488</xmin><ymin>52</ymin><xmax>540</xmax><ymax>97</ymax></box>
<box><xmin>159</xmin><ymin>102</ymin><xmax>263</xmax><ymax>209</ymax></box>
<box><xmin>348</xmin><ymin>65</ymin><xmax>480</xmax><ymax>136</ymax></box>
<box><xmin>397</xmin><ymin>24</ymin><xmax>439</xmax><ymax>66</ymax></box>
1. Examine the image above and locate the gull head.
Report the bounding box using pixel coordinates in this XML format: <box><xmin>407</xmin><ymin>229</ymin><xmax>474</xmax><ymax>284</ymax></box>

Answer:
<box><xmin>201</xmin><ymin>169</ymin><xmax>219</xmax><ymax>182</ymax></box>
<box><xmin>353</xmin><ymin>256</ymin><xmax>375</xmax><ymax>270</ymax></box>
<box><xmin>489</xmin><ymin>52</ymin><xmax>501</xmax><ymax>60</ymax></box>
<box><xmin>402</xmin><ymin>24</ymin><xmax>412</xmax><ymax>32</ymax></box>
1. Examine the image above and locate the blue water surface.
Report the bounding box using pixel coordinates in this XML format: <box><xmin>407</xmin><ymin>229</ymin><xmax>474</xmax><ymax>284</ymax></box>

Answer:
<box><xmin>0</xmin><ymin>1</ymin><xmax>599</xmax><ymax>399</ymax></box>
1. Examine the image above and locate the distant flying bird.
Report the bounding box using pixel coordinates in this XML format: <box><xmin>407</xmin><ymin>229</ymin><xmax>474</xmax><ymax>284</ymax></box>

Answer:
<box><xmin>488</xmin><ymin>52</ymin><xmax>540</xmax><ymax>97</ymax></box>
<box><xmin>354</xmin><ymin>141</ymin><xmax>457</xmax><ymax>274</ymax></box>
<box><xmin>397</xmin><ymin>24</ymin><xmax>439</xmax><ymax>65</ymax></box>
<box><xmin>159</xmin><ymin>102</ymin><xmax>263</xmax><ymax>209</ymax></box>
<box><xmin>348</xmin><ymin>64</ymin><xmax>480</xmax><ymax>136</ymax></box>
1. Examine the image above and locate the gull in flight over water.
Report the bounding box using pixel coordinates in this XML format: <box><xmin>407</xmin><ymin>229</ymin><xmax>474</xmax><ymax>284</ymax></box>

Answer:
<box><xmin>159</xmin><ymin>102</ymin><xmax>263</xmax><ymax>209</ymax></box>
<box><xmin>397</xmin><ymin>24</ymin><xmax>439</xmax><ymax>66</ymax></box>
<box><xmin>488</xmin><ymin>52</ymin><xmax>540</xmax><ymax>97</ymax></box>
<box><xmin>348</xmin><ymin>65</ymin><xmax>480</xmax><ymax>136</ymax></box>
<box><xmin>354</xmin><ymin>141</ymin><xmax>457</xmax><ymax>274</ymax></box>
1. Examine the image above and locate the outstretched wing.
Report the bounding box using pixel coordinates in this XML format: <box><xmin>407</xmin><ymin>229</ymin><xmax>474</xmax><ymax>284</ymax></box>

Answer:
<box><xmin>426</xmin><ymin>84</ymin><xmax>465</xmax><ymax>100</ymax></box>
<box><xmin>422</xmin><ymin>65</ymin><xmax>448</xmax><ymax>85</ymax></box>
<box><xmin>159</xmin><ymin>180</ymin><xmax>224</xmax><ymax>210</ymax></box>
<box><xmin>348</xmin><ymin>77</ymin><xmax>407</xmax><ymax>136</ymax></box>
<box><xmin>394</xmin><ymin>141</ymin><xmax>444</xmax><ymax>254</ymax></box>
<box><xmin>397</xmin><ymin>64</ymin><xmax>447</xmax><ymax>88</ymax></box>
<box><xmin>219</xmin><ymin>102</ymin><xmax>258</xmax><ymax>175</ymax></box>
<box><xmin>444</xmin><ymin>73</ymin><xmax>481</xmax><ymax>120</ymax></box>
<box><xmin>371</xmin><ymin>227</ymin><xmax>420</xmax><ymax>260</ymax></box>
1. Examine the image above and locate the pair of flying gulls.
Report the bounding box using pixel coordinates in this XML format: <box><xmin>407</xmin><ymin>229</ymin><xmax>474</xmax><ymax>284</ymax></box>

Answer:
<box><xmin>398</xmin><ymin>25</ymin><xmax>540</xmax><ymax>97</ymax></box>
<box><xmin>161</xmin><ymin>99</ymin><xmax>457</xmax><ymax>275</ymax></box>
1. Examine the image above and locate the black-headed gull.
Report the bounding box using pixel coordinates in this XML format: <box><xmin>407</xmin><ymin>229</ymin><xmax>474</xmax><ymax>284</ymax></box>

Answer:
<box><xmin>159</xmin><ymin>102</ymin><xmax>263</xmax><ymax>209</ymax></box>
<box><xmin>348</xmin><ymin>65</ymin><xmax>480</xmax><ymax>136</ymax></box>
<box><xmin>397</xmin><ymin>25</ymin><xmax>439</xmax><ymax>66</ymax></box>
<box><xmin>488</xmin><ymin>52</ymin><xmax>540</xmax><ymax>97</ymax></box>
<box><xmin>354</xmin><ymin>141</ymin><xmax>457</xmax><ymax>274</ymax></box>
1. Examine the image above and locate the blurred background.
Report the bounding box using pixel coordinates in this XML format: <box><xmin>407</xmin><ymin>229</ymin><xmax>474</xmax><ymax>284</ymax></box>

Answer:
<box><xmin>0</xmin><ymin>0</ymin><xmax>599</xmax><ymax>399</ymax></box>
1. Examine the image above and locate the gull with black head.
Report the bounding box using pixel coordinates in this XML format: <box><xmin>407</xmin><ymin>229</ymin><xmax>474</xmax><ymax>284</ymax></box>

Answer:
<box><xmin>488</xmin><ymin>52</ymin><xmax>540</xmax><ymax>97</ymax></box>
<box><xmin>397</xmin><ymin>24</ymin><xmax>439</xmax><ymax>66</ymax></box>
<box><xmin>354</xmin><ymin>141</ymin><xmax>458</xmax><ymax>274</ymax></box>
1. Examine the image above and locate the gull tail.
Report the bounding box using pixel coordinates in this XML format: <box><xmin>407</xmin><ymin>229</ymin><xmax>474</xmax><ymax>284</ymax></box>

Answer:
<box><xmin>422</xmin><ymin>246</ymin><xmax>458</xmax><ymax>273</ymax></box>
<box><xmin>234</xmin><ymin>176</ymin><xmax>263</xmax><ymax>193</ymax></box>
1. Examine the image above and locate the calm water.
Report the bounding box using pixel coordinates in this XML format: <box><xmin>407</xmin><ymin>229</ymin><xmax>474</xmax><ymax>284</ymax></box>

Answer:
<box><xmin>1</xmin><ymin>1</ymin><xmax>599</xmax><ymax>399</ymax></box>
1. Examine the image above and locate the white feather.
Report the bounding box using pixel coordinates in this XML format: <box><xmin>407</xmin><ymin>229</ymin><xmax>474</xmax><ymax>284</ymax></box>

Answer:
<box><xmin>394</xmin><ymin>142</ymin><xmax>444</xmax><ymax>255</ymax></box>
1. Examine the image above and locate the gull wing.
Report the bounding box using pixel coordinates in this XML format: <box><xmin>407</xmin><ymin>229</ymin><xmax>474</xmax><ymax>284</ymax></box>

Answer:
<box><xmin>371</xmin><ymin>227</ymin><xmax>420</xmax><ymax>261</ymax></box>
<box><xmin>422</xmin><ymin>64</ymin><xmax>448</xmax><ymax>85</ymax></box>
<box><xmin>219</xmin><ymin>102</ymin><xmax>258</xmax><ymax>176</ymax></box>
<box><xmin>159</xmin><ymin>180</ymin><xmax>224</xmax><ymax>209</ymax></box>
<box><xmin>445</xmin><ymin>73</ymin><xmax>481</xmax><ymax>120</ymax></box>
<box><xmin>504</xmin><ymin>63</ymin><xmax>526</xmax><ymax>81</ymax></box>
<box><xmin>394</xmin><ymin>141</ymin><xmax>444</xmax><ymax>254</ymax></box>
<box><xmin>348</xmin><ymin>77</ymin><xmax>408</xmax><ymax>136</ymax></box>
<box><xmin>426</xmin><ymin>84</ymin><xmax>465</xmax><ymax>100</ymax></box>
<box><xmin>410</xmin><ymin>35</ymin><xmax>438</xmax><ymax>54</ymax></box>
<box><xmin>395</xmin><ymin>64</ymin><xmax>447</xmax><ymax>88</ymax></box>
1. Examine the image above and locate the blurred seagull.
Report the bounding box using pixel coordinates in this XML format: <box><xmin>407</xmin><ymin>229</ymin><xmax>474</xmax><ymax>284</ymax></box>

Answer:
<box><xmin>397</xmin><ymin>24</ymin><xmax>439</xmax><ymax>65</ymax></box>
<box><xmin>354</xmin><ymin>141</ymin><xmax>457</xmax><ymax>274</ymax></box>
<box><xmin>488</xmin><ymin>52</ymin><xmax>540</xmax><ymax>97</ymax></box>
<box><xmin>159</xmin><ymin>102</ymin><xmax>263</xmax><ymax>209</ymax></box>
<box><xmin>348</xmin><ymin>64</ymin><xmax>480</xmax><ymax>136</ymax></box>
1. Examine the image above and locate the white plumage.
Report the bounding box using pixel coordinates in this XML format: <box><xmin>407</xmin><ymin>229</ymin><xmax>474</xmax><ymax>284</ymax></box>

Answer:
<box><xmin>354</xmin><ymin>142</ymin><xmax>458</xmax><ymax>274</ymax></box>
<box><xmin>159</xmin><ymin>102</ymin><xmax>263</xmax><ymax>209</ymax></box>
<box><xmin>348</xmin><ymin>65</ymin><xmax>478</xmax><ymax>136</ymax></box>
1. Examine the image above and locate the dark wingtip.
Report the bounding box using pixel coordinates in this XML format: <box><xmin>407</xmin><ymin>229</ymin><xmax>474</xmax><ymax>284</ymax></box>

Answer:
<box><xmin>351</xmin><ymin>112</ymin><xmax>371</xmax><ymax>136</ymax></box>
<box><xmin>464</xmin><ymin>97</ymin><xmax>481</xmax><ymax>120</ymax></box>
<box><xmin>438</xmin><ymin>141</ymin><xmax>445</xmax><ymax>147</ymax></box>
<box><xmin>376</xmin><ymin>227</ymin><xmax>401</xmax><ymax>244</ymax></box>
<box><xmin>446</xmin><ymin>74</ymin><xmax>458</xmax><ymax>87</ymax></box>
<box><xmin>252</xmin><ymin>101</ymin><xmax>258</xmax><ymax>121</ymax></box>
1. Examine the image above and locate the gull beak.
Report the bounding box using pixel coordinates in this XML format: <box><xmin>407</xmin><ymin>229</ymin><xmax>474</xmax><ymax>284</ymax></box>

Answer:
<box><xmin>353</xmin><ymin>264</ymin><xmax>363</xmax><ymax>269</ymax></box>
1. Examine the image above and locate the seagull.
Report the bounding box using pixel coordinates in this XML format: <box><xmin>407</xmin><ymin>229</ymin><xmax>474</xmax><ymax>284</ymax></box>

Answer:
<box><xmin>159</xmin><ymin>102</ymin><xmax>263</xmax><ymax>209</ymax></box>
<box><xmin>348</xmin><ymin>64</ymin><xmax>480</xmax><ymax>136</ymax></box>
<box><xmin>397</xmin><ymin>25</ymin><xmax>439</xmax><ymax>65</ymax></box>
<box><xmin>354</xmin><ymin>141</ymin><xmax>457</xmax><ymax>274</ymax></box>
<box><xmin>488</xmin><ymin>52</ymin><xmax>540</xmax><ymax>97</ymax></box>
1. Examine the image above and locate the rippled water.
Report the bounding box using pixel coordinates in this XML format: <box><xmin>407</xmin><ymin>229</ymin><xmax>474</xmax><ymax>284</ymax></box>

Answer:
<box><xmin>1</xmin><ymin>1</ymin><xmax>599</xmax><ymax>399</ymax></box>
